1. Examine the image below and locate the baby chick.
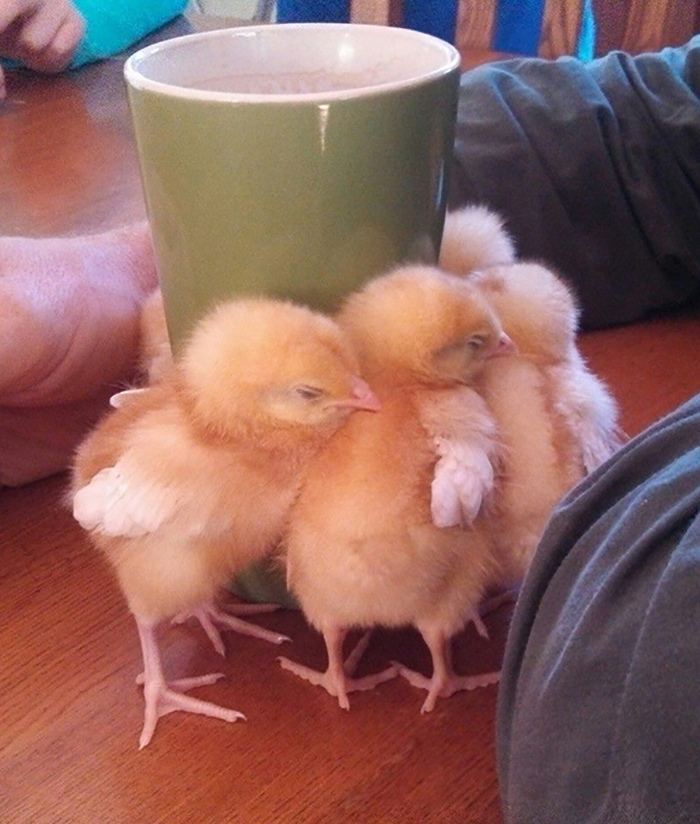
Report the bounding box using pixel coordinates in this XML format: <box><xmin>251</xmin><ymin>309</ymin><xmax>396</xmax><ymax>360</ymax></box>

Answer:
<box><xmin>107</xmin><ymin>289</ymin><xmax>170</xmax><ymax>410</ymax></box>
<box><xmin>72</xmin><ymin>298</ymin><xmax>379</xmax><ymax>747</ymax></box>
<box><xmin>442</xmin><ymin>204</ymin><xmax>621</xmax><ymax>472</ymax></box>
<box><xmin>138</xmin><ymin>287</ymin><xmax>172</xmax><ymax>384</ymax></box>
<box><xmin>441</xmin><ymin>205</ymin><xmax>623</xmax><ymax>583</ymax></box>
<box><xmin>279</xmin><ymin>267</ymin><xmax>512</xmax><ymax>712</ymax></box>
<box><xmin>440</xmin><ymin>204</ymin><xmax>516</xmax><ymax>275</ymax></box>
<box><xmin>470</xmin><ymin>261</ymin><xmax>622</xmax><ymax>469</ymax></box>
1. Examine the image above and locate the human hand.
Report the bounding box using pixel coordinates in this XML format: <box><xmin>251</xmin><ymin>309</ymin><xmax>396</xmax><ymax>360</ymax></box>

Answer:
<box><xmin>0</xmin><ymin>0</ymin><xmax>85</xmax><ymax>98</ymax></box>
<box><xmin>0</xmin><ymin>223</ymin><xmax>157</xmax><ymax>485</ymax></box>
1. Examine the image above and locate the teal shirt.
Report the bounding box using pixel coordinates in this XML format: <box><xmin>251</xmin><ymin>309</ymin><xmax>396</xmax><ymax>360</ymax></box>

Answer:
<box><xmin>2</xmin><ymin>0</ymin><xmax>188</xmax><ymax>69</ymax></box>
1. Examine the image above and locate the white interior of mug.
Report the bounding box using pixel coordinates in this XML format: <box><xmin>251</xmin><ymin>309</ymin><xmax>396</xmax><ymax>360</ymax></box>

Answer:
<box><xmin>124</xmin><ymin>23</ymin><xmax>460</xmax><ymax>102</ymax></box>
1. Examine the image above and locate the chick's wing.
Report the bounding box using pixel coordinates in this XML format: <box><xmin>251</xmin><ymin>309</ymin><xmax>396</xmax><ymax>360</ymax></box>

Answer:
<box><xmin>417</xmin><ymin>387</ymin><xmax>501</xmax><ymax>529</ymax></box>
<box><xmin>73</xmin><ymin>460</ymin><xmax>178</xmax><ymax>538</ymax></box>
<box><xmin>72</xmin><ymin>396</ymin><xmax>235</xmax><ymax>542</ymax></box>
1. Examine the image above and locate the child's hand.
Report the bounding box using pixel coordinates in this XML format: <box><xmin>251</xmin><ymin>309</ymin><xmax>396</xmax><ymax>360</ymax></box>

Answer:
<box><xmin>0</xmin><ymin>0</ymin><xmax>85</xmax><ymax>97</ymax></box>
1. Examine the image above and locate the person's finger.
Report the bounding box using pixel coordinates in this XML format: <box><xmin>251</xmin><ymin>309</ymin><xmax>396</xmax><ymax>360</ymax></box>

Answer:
<box><xmin>0</xmin><ymin>63</ymin><xmax>6</xmax><ymax>100</ymax></box>
<box><xmin>18</xmin><ymin>1</ymin><xmax>65</xmax><ymax>55</ymax></box>
<box><xmin>0</xmin><ymin>18</ymin><xmax>27</xmax><ymax>60</ymax></box>
<box><xmin>0</xmin><ymin>1</ymin><xmax>84</xmax><ymax>73</ymax></box>
<box><xmin>17</xmin><ymin>1</ymin><xmax>83</xmax><ymax>72</ymax></box>
<box><xmin>48</xmin><ymin>8</ymin><xmax>85</xmax><ymax>63</ymax></box>
<box><xmin>0</xmin><ymin>0</ymin><xmax>26</xmax><ymax>38</ymax></box>
<box><xmin>32</xmin><ymin>10</ymin><xmax>85</xmax><ymax>74</ymax></box>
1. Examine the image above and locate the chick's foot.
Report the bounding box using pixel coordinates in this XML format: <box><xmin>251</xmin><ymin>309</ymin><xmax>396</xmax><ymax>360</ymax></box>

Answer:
<box><xmin>136</xmin><ymin>618</ymin><xmax>244</xmax><ymax>749</ymax></box>
<box><xmin>395</xmin><ymin>663</ymin><xmax>500</xmax><ymax>713</ymax></box>
<box><xmin>278</xmin><ymin>656</ymin><xmax>398</xmax><ymax>710</ymax></box>
<box><xmin>172</xmin><ymin>600</ymin><xmax>290</xmax><ymax>655</ymax></box>
<box><xmin>139</xmin><ymin>677</ymin><xmax>245</xmax><ymax>750</ymax></box>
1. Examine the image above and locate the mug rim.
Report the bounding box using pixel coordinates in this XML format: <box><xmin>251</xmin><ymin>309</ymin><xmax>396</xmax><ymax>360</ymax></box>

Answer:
<box><xmin>124</xmin><ymin>22</ymin><xmax>461</xmax><ymax>104</ymax></box>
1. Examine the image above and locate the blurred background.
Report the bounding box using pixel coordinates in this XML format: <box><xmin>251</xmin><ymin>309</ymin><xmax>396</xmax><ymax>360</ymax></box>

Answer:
<box><xmin>186</xmin><ymin>0</ymin><xmax>699</xmax><ymax>61</ymax></box>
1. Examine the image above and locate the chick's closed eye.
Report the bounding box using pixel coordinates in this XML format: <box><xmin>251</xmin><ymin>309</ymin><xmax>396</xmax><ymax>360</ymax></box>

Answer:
<box><xmin>262</xmin><ymin>375</ymin><xmax>380</xmax><ymax>425</ymax></box>
<box><xmin>432</xmin><ymin>331</ymin><xmax>494</xmax><ymax>383</ymax></box>
<box><xmin>261</xmin><ymin>384</ymin><xmax>327</xmax><ymax>423</ymax></box>
<box><xmin>293</xmin><ymin>385</ymin><xmax>325</xmax><ymax>401</ymax></box>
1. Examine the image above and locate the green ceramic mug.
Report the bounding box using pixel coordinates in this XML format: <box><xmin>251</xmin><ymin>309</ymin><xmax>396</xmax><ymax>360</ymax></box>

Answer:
<box><xmin>124</xmin><ymin>23</ymin><xmax>460</xmax><ymax>605</ymax></box>
<box><xmin>124</xmin><ymin>23</ymin><xmax>460</xmax><ymax>347</ymax></box>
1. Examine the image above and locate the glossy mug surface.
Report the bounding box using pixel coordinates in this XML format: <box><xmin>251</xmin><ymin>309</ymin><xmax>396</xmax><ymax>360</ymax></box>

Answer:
<box><xmin>124</xmin><ymin>23</ymin><xmax>460</xmax><ymax>349</ymax></box>
<box><xmin>124</xmin><ymin>24</ymin><xmax>460</xmax><ymax>606</ymax></box>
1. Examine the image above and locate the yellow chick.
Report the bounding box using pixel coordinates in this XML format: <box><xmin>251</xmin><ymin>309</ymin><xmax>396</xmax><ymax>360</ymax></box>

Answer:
<box><xmin>106</xmin><ymin>289</ymin><xmax>171</xmax><ymax>410</ymax></box>
<box><xmin>137</xmin><ymin>287</ymin><xmax>172</xmax><ymax>384</ymax></box>
<box><xmin>440</xmin><ymin>204</ymin><xmax>516</xmax><ymax>275</ymax></box>
<box><xmin>441</xmin><ymin>205</ymin><xmax>624</xmax><ymax>584</ymax></box>
<box><xmin>72</xmin><ymin>297</ymin><xmax>379</xmax><ymax>747</ymax></box>
<box><xmin>279</xmin><ymin>267</ymin><xmax>513</xmax><ymax>712</ymax></box>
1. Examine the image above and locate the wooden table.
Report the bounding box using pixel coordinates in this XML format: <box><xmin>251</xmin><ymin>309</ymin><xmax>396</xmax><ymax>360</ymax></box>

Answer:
<box><xmin>0</xmin><ymin>18</ymin><xmax>190</xmax><ymax>237</ymax></box>
<box><xmin>2</xmin><ymin>18</ymin><xmax>699</xmax><ymax>824</ymax></box>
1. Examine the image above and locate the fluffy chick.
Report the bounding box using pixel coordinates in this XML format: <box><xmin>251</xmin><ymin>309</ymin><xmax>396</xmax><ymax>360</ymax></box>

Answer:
<box><xmin>440</xmin><ymin>204</ymin><xmax>516</xmax><ymax>275</ymax></box>
<box><xmin>279</xmin><ymin>267</ymin><xmax>512</xmax><ymax>712</ymax></box>
<box><xmin>72</xmin><ymin>298</ymin><xmax>379</xmax><ymax>747</ymax></box>
<box><xmin>441</xmin><ymin>205</ymin><xmax>624</xmax><ymax>583</ymax></box>
<box><xmin>138</xmin><ymin>287</ymin><xmax>172</xmax><ymax>384</ymax></box>
<box><xmin>108</xmin><ymin>289</ymin><xmax>171</xmax><ymax>410</ymax></box>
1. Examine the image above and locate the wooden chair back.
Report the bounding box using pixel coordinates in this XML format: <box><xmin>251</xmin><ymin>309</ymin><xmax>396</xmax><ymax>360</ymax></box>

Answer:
<box><xmin>351</xmin><ymin>0</ymin><xmax>699</xmax><ymax>58</ymax></box>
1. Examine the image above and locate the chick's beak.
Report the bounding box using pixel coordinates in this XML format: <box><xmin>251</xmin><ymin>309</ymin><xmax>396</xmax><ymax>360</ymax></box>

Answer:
<box><xmin>331</xmin><ymin>376</ymin><xmax>381</xmax><ymax>412</ymax></box>
<box><xmin>492</xmin><ymin>332</ymin><xmax>517</xmax><ymax>357</ymax></box>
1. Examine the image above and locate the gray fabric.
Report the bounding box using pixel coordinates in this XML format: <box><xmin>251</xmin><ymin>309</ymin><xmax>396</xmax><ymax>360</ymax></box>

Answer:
<box><xmin>450</xmin><ymin>38</ymin><xmax>700</xmax><ymax>329</ymax></box>
<box><xmin>497</xmin><ymin>392</ymin><xmax>700</xmax><ymax>823</ymax></box>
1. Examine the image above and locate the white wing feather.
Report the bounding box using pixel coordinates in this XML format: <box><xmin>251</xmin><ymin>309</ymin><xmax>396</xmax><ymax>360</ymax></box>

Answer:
<box><xmin>419</xmin><ymin>388</ymin><xmax>500</xmax><ymax>529</ymax></box>
<box><xmin>73</xmin><ymin>463</ymin><xmax>176</xmax><ymax>538</ymax></box>
<box><xmin>431</xmin><ymin>436</ymin><xmax>496</xmax><ymax>528</ymax></box>
<box><xmin>109</xmin><ymin>388</ymin><xmax>147</xmax><ymax>408</ymax></box>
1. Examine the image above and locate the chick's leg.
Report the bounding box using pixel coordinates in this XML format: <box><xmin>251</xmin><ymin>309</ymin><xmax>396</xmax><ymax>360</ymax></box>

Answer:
<box><xmin>136</xmin><ymin>617</ymin><xmax>244</xmax><ymax>749</ymax></box>
<box><xmin>278</xmin><ymin>625</ymin><xmax>397</xmax><ymax>710</ymax></box>
<box><xmin>396</xmin><ymin>625</ymin><xmax>500</xmax><ymax>713</ymax></box>
<box><xmin>172</xmin><ymin>600</ymin><xmax>290</xmax><ymax>655</ymax></box>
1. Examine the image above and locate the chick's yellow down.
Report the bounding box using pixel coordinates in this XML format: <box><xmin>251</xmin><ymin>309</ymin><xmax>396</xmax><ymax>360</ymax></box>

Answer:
<box><xmin>137</xmin><ymin>287</ymin><xmax>171</xmax><ymax>384</ymax></box>
<box><xmin>280</xmin><ymin>267</ymin><xmax>512</xmax><ymax>712</ymax></box>
<box><xmin>441</xmin><ymin>205</ymin><xmax>624</xmax><ymax>583</ymax></box>
<box><xmin>72</xmin><ymin>298</ymin><xmax>379</xmax><ymax>747</ymax></box>
<box><xmin>440</xmin><ymin>204</ymin><xmax>516</xmax><ymax>275</ymax></box>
